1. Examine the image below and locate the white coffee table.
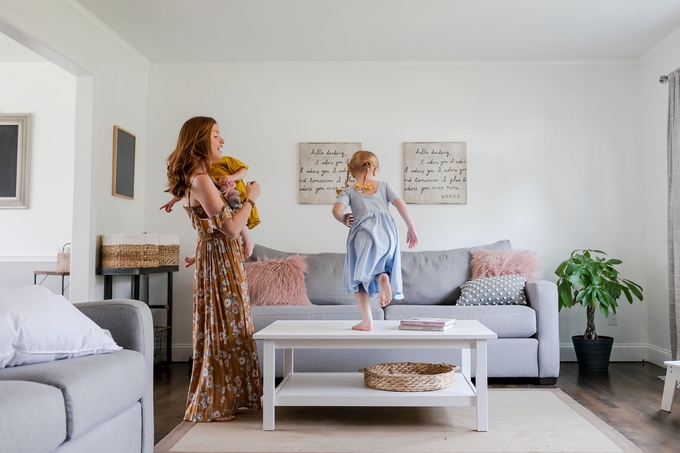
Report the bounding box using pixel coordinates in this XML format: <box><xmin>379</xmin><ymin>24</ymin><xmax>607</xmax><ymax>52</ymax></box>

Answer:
<box><xmin>253</xmin><ymin>319</ymin><xmax>497</xmax><ymax>431</ymax></box>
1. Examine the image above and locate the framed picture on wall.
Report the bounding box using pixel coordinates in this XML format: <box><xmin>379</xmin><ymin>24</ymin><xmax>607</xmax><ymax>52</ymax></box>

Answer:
<box><xmin>403</xmin><ymin>142</ymin><xmax>467</xmax><ymax>204</ymax></box>
<box><xmin>0</xmin><ymin>113</ymin><xmax>31</xmax><ymax>209</ymax></box>
<box><xmin>299</xmin><ymin>142</ymin><xmax>361</xmax><ymax>204</ymax></box>
<box><xmin>112</xmin><ymin>125</ymin><xmax>136</xmax><ymax>200</ymax></box>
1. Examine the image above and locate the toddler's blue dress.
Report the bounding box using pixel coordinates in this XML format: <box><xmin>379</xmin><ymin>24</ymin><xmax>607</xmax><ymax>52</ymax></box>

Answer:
<box><xmin>336</xmin><ymin>181</ymin><xmax>404</xmax><ymax>300</ymax></box>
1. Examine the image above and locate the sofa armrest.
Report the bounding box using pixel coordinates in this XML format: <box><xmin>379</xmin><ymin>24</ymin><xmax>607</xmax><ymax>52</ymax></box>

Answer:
<box><xmin>75</xmin><ymin>299</ymin><xmax>154</xmax><ymax>359</ymax></box>
<box><xmin>74</xmin><ymin>298</ymin><xmax>154</xmax><ymax>453</ymax></box>
<box><xmin>525</xmin><ymin>281</ymin><xmax>560</xmax><ymax>379</ymax></box>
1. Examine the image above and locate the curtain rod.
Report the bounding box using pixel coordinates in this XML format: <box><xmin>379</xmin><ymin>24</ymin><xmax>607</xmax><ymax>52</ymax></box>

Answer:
<box><xmin>661</xmin><ymin>75</ymin><xmax>669</xmax><ymax>84</ymax></box>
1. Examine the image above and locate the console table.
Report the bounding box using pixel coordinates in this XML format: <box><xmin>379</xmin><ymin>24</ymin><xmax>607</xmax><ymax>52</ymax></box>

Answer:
<box><xmin>96</xmin><ymin>265</ymin><xmax>179</xmax><ymax>363</ymax></box>
<box><xmin>253</xmin><ymin>319</ymin><xmax>497</xmax><ymax>432</ymax></box>
<box><xmin>33</xmin><ymin>270</ymin><xmax>70</xmax><ymax>296</ymax></box>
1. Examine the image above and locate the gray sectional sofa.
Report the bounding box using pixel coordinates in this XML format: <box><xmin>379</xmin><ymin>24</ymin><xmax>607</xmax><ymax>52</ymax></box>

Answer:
<box><xmin>0</xmin><ymin>299</ymin><xmax>154</xmax><ymax>453</ymax></box>
<box><xmin>249</xmin><ymin>240</ymin><xmax>560</xmax><ymax>384</ymax></box>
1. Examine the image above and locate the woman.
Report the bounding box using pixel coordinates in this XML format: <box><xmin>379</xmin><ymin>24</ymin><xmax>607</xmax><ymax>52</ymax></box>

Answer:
<box><xmin>165</xmin><ymin>116</ymin><xmax>262</xmax><ymax>422</ymax></box>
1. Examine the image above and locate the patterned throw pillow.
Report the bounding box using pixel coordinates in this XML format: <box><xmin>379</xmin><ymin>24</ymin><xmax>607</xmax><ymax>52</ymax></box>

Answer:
<box><xmin>456</xmin><ymin>274</ymin><xmax>528</xmax><ymax>306</ymax></box>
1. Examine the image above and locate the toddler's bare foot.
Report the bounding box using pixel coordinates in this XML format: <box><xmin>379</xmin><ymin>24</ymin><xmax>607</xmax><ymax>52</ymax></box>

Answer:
<box><xmin>378</xmin><ymin>273</ymin><xmax>392</xmax><ymax>307</ymax></box>
<box><xmin>352</xmin><ymin>321</ymin><xmax>373</xmax><ymax>331</ymax></box>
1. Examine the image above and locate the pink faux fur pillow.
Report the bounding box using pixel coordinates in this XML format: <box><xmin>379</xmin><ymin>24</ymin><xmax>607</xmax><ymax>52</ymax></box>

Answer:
<box><xmin>470</xmin><ymin>249</ymin><xmax>541</xmax><ymax>282</ymax></box>
<box><xmin>244</xmin><ymin>255</ymin><xmax>313</xmax><ymax>306</ymax></box>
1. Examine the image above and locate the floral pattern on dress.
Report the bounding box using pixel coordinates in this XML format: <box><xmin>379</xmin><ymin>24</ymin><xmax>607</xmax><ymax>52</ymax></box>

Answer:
<box><xmin>183</xmin><ymin>203</ymin><xmax>262</xmax><ymax>422</ymax></box>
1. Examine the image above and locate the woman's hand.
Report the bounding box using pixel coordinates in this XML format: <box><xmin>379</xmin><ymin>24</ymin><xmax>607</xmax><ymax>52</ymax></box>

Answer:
<box><xmin>245</xmin><ymin>181</ymin><xmax>260</xmax><ymax>201</ymax></box>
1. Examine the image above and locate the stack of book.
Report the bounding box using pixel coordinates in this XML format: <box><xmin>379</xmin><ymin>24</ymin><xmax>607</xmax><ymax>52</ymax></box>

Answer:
<box><xmin>399</xmin><ymin>317</ymin><xmax>456</xmax><ymax>331</ymax></box>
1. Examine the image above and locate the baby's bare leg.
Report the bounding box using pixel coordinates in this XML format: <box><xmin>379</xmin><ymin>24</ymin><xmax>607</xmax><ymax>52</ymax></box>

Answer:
<box><xmin>353</xmin><ymin>288</ymin><xmax>373</xmax><ymax>331</ymax></box>
<box><xmin>377</xmin><ymin>273</ymin><xmax>392</xmax><ymax>307</ymax></box>
<box><xmin>241</xmin><ymin>227</ymin><xmax>254</xmax><ymax>259</ymax></box>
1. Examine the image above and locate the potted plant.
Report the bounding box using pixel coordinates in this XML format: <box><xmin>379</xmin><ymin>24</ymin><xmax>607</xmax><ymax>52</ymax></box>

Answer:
<box><xmin>555</xmin><ymin>249</ymin><xmax>643</xmax><ymax>372</ymax></box>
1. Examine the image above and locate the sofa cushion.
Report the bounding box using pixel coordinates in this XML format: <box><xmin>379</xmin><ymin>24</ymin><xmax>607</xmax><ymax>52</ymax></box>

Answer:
<box><xmin>396</xmin><ymin>239</ymin><xmax>512</xmax><ymax>305</ymax></box>
<box><xmin>0</xmin><ymin>380</ymin><xmax>66</xmax><ymax>453</ymax></box>
<box><xmin>249</xmin><ymin>245</ymin><xmax>376</xmax><ymax>306</ymax></box>
<box><xmin>383</xmin><ymin>304</ymin><xmax>536</xmax><ymax>338</ymax></box>
<box><xmin>252</xmin><ymin>305</ymin><xmax>385</xmax><ymax>332</ymax></box>
<box><xmin>0</xmin><ymin>349</ymin><xmax>145</xmax><ymax>439</ymax></box>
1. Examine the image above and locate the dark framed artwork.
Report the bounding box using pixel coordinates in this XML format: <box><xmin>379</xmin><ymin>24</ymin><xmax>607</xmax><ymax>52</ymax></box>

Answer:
<box><xmin>112</xmin><ymin>125</ymin><xmax>136</xmax><ymax>200</ymax></box>
<box><xmin>0</xmin><ymin>113</ymin><xmax>31</xmax><ymax>209</ymax></box>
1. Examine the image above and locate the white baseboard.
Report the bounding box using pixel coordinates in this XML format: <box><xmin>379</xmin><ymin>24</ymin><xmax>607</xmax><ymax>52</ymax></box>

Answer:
<box><xmin>560</xmin><ymin>342</ymin><xmax>671</xmax><ymax>368</ymax></box>
<box><xmin>171</xmin><ymin>344</ymin><xmax>194</xmax><ymax>362</ymax></box>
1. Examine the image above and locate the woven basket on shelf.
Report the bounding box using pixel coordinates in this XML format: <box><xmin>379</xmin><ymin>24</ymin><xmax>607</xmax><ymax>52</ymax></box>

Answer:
<box><xmin>158</xmin><ymin>235</ymin><xmax>180</xmax><ymax>266</ymax></box>
<box><xmin>359</xmin><ymin>362</ymin><xmax>459</xmax><ymax>392</ymax></box>
<box><xmin>100</xmin><ymin>234</ymin><xmax>160</xmax><ymax>268</ymax></box>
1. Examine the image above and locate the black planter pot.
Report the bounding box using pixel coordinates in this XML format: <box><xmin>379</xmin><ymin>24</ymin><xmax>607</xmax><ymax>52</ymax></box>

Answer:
<box><xmin>572</xmin><ymin>335</ymin><xmax>614</xmax><ymax>372</ymax></box>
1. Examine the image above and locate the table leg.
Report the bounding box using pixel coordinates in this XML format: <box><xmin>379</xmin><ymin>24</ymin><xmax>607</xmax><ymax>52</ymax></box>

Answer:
<box><xmin>475</xmin><ymin>339</ymin><xmax>488</xmax><ymax>432</ymax></box>
<box><xmin>142</xmin><ymin>274</ymin><xmax>150</xmax><ymax>304</ymax></box>
<box><xmin>661</xmin><ymin>364</ymin><xmax>678</xmax><ymax>412</ymax></box>
<box><xmin>461</xmin><ymin>348</ymin><xmax>471</xmax><ymax>381</ymax></box>
<box><xmin>104</xmin><ymin>276</ymin><xmax>112</xmax><ymax>299</ymax></box>
<box><xmin>283</xmin><ymin>349</ymin><xmax>293</xmax><ymax>377</ymax></box>
<box><xmin>34</xmin><ymin>274</ymin><xmax>37</xmax><ymax>285</ymax></box>
<box><xmin>61</xmin><ymin>276</ymin><xmax>65</xmax><ymax>296</ymax></box>
<box><xmin>132</xmin><ymin>276</ymin><xmax>140</xmax><ymax>300</ymax></box>
<box><xmin>166</xmin><ymin>271</ymin><xmax>173</xmax><ymax>363</ymax></box>
<box><xmin>262</xmin><ymin>340</ymin><xmax>275</xmax><ymax>430</ymax></box>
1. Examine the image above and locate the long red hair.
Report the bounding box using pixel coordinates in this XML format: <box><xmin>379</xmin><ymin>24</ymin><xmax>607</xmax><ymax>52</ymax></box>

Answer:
<box><xmin>165</xmin><ymin>116</ymin><xmax>216</xmax><ymax>198</ymax></box>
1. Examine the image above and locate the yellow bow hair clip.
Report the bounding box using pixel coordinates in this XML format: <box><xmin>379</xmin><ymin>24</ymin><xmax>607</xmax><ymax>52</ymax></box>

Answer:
<box><xmin>355</xmin><ymin>183</ymin><xmax>371</xmax><ymax>191</ymax></box>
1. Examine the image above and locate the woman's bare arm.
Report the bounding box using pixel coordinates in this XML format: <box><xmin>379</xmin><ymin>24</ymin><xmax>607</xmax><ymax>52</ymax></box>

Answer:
<box><xmin>189</xmin><ymin>174</ymin><xmax>259</xmax><ymax>238</ymax></box>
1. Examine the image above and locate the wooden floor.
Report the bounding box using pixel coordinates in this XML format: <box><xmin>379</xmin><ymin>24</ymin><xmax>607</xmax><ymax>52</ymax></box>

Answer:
<box><xmin>153</xmin><ymin>361</ymin><xmax>680</xmax><ymax>452</ymax></box>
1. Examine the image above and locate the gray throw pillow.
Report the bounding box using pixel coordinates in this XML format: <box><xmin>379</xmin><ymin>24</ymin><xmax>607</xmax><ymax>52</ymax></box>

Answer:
<box><xmin>456</xmin><ymin>274</ymin><xmax>527</xmax><ymax>306</ymax></box>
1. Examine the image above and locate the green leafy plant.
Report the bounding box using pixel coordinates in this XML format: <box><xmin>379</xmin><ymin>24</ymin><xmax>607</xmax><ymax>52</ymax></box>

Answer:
<box><xmin>555</xmin><ymin>249</ymin><xmax>643</xmax><ymax>340</ymax></box>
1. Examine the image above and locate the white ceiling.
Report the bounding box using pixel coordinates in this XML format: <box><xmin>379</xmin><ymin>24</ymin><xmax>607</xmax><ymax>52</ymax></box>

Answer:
<box><xmin>69</xmin><ymin>0</ymin><xmax>680</xmax><ymax>63</ymax></box>
<box><xmin>1</xmin><ymin>1</ymin><xmax>680</xmax><ymax>63</ymax></box>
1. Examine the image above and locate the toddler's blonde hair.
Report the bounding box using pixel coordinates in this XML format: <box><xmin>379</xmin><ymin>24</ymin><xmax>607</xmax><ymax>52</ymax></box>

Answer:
<box><xmin>336</xmin><ymin>150</ymin><xmax>379</xmax><ymax>195</ymax></box>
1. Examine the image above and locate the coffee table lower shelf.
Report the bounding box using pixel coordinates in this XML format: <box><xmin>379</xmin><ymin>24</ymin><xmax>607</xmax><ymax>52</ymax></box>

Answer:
<box><xmin>274</xmin><ymin>372</ymin><xmax>476</xmax><ymax>407</ymax></box>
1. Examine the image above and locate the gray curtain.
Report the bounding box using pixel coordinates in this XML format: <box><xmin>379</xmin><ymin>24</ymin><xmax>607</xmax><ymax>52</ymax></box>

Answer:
<box><xmin>668</xmin><ymin>68</ymin><xmax>680</xmax><ymax>360</ymax></box>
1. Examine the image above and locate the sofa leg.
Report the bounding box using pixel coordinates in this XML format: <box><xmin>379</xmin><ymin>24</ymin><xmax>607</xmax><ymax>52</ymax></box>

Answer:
<box><xmin>539</xmin><ymin>378</ymin><xmax>557</xmax><ymax>385</ymax></box>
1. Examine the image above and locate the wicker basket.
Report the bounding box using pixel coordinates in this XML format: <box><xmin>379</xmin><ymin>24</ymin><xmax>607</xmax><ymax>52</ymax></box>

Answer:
<box><xmin>359</xmin><ymin>362</ymin><xmax>459</xmax><ymax>392</ymax></box>
<box><xmin>158</xmin><ymin>235</ymin><xmax>180</xmax><ymax>266</ymax></box>
<box><xmin>101</xmin><ymin>234</ymin><xmax>160</xmax><ymax>268</ymax></box>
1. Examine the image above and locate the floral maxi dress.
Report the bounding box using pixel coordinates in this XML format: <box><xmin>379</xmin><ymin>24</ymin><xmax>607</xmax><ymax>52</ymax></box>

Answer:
<box><xmin>183</xmin><ymin>202</ymin><xmax>262</xmax><ymax>422</ymax></box>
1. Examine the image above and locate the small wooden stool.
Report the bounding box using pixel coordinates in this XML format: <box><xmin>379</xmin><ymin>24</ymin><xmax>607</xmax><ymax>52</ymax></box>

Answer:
<box><xmin>661</xmin><ymin>360</ymin><xmax>680</xmax><ymax>412</ymax></box>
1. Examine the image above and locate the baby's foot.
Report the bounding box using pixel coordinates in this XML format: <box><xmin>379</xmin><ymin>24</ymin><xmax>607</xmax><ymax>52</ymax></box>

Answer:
<box><xmin>352</xmin><ymin>321</ymin><xmax>373</xmax><ymax>331</ymax></box>
<box><xmin>243</xmin><ymin>240</ymin><xmax>255</xmax><ymax>259</ymax></box>
<box><xmin>378</xmin><ymin>273</ymin><xmax>392</xmax><ymax>307</ymax></box>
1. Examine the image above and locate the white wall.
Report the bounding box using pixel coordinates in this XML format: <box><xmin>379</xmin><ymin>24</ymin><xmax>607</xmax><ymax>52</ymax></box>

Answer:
<box><xmin>0</xmin><ymin>63</ymin><xmax>75</xmax><ymax>259</ymax></box>
<box><xmin>0</xmin><ymin>0</ymin><xmax>149</xmax><ymax>301</ymax></box>
<box><xmin>145</xmin><ymin>62</ymin><xmax>647</xmax><ymax>361</ymax></box>
<box><xmin>640</xmin><ymin>28</ymin><xmax>680</xmax><ymax>365</ymax></box>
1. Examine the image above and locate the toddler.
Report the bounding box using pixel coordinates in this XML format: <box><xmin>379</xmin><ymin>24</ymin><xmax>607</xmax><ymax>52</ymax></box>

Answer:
<box><xmin>332</xmin><ymin>150</ymin><xmax>418</xmax><ymax>331</ymax></box>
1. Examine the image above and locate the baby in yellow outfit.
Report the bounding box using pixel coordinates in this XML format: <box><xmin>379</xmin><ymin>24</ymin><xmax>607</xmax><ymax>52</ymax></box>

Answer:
<box><xmin>161</xmin><ymin>155</ymin><xmax>260</xmax><ymax>263</ymax></box>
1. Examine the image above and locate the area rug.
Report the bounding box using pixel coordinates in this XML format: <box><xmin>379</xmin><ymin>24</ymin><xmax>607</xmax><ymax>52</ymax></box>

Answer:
<box><xmin>155</xmin><ymin>389</ymin><xmax>642</xmax><ymax>453</ymax></box>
